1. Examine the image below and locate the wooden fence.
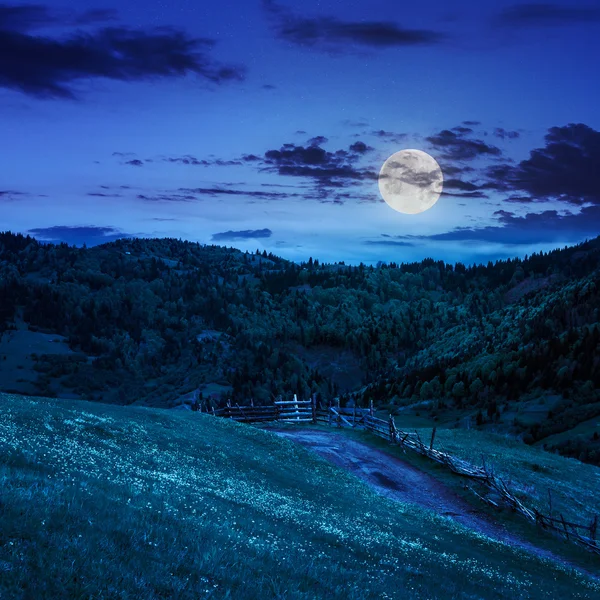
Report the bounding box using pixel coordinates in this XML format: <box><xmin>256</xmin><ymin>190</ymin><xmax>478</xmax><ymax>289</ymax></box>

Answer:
<box><xmin>366</xmin><ymin>413</ymin><xmax>600</xmax><ymax>556</ymax></box>
<box><xmin>208</xmin><ymin>395</ymin><xmax>600</xmax><ymax>556</ymax></box>
<box><xmin>212</xmin><ymin>395</ymin><xmax>315</xmax><ymax>423</ymax></box>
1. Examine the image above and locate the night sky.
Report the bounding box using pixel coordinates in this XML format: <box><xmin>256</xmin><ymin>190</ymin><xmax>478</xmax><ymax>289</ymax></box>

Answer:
<box><xmin>2</xmin><ymin>1</ymin><xmax>599</xmax><ymax>265</ymax></box>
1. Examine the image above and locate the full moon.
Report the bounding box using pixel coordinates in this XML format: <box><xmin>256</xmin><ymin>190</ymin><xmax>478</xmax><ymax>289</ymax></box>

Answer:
<box><xmin>378</xmin><ymin>149</ymin><xmax>444</xmax><ymax>214</ymax></box>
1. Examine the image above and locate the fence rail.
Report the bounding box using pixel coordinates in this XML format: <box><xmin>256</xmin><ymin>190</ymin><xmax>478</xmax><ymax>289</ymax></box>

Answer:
<box><xmin>207</xmin><ymin>395</ymin><xmax>600</xmax><ymax>556</ymax></box>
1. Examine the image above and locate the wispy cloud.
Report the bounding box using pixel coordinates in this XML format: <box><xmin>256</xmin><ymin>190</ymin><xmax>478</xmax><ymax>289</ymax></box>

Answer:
<box><xmin>0</xmin><ymin>4</ymin><xmax>245</xmax><ymax>99</ymax></box>
<box><xmin>212</xmin><ymin>228</ymin><xmax>272</xmax><ymax>241</ymax></box>
<box><xmin>262</xmin><ymin>0</ymin><xmax>447</xmax><ymax>53</ymax></box>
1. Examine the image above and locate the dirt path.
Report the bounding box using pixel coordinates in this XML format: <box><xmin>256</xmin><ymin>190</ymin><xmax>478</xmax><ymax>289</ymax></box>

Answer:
<box><xmin>271</xmin><ymin>428</ymin><xmax>598</xmax><ymax>578</ymax></box>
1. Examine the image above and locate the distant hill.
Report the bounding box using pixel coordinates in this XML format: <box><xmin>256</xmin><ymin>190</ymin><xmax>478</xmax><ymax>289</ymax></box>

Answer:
<box><xmin>1</xmin><ymin>231</ymin><xmax>599</xmax><ymax>464</ymax></box>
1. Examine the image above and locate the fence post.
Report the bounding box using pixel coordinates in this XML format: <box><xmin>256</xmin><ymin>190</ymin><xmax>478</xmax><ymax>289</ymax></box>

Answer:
<box><xmin>430</xmin><ymin>427</ymin><xmax>437</xmax><ymax>451</ymax></box>
<box><xmin>336</xmin><ymin>398</ymin><xmax>341</xmax><ymax>428</ymax></box>
<box><xmin>328</xmin><ymin>399</ymin><xmax>332</xmax><ymax>427</ymax></box>
<box><xmin>369</xmin><ymin>398</ymin><xmax>374</xmax><ymax>418</ymax></box>
<box><xmin>388</xmin><ymin>415</ymin><xmax>394</xmax><ymax>442</ymax></box>
<box><xmin>311</xmin><ymin>393</ymin><xmax>317</xmax><ymax>424</ymax></box>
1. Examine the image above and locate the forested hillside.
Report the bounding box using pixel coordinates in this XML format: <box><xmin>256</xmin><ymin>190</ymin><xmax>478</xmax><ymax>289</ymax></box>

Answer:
<box><xmin>1</xmin><ymin>231</ymin><xmax>599</xmax><ymax>464</ymax></box>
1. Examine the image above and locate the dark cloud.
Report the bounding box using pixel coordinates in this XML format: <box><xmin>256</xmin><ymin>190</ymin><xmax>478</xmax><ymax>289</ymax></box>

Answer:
<box><xmin>363</xmin><ymin>239</ymin><xmax>415</xmax><ymax>247</ymax></box>
<box><xmin>262</xmin><ymin>83</ymin><xmax>276</xmax><ymax>90</ymax></box>
<box><xmin>242</xmin><ymin>154</ymin><xmax>261</xmax><ymax>162</ymax></box>
<box><xmin>440</xmin><ymin>190</ymin><xmax>489</xmax><ymax>199</ymax></box>
<box><xmin>262</xmin><ymin>141</ymin><xmax>378</xmax><ymax>189</ymax></box>
<box><xmin>262</xmin><ymin>0</ymin><xmax>446</xmax><ymax>52</ymax></box>
<box><xmin>495</xmin><ymin>3</ymin><xmax>600</xmax><ymax>27</ymax></box>
<box><xmin>178</xmin><ymin>186</ymin><xmax>290</xmax><ymax>200</ymax></box>
<box><xmin>349</xmin><ymin>141</ymin><xmax>373</xmax><ymax>154</ymax></box>
<box><xmin>212</xmin><ymin>228</ymin><xmax>272</xmax><ymax>241</ymax></box>
<box><xmin>28</xmin><ymin>225</ymin><xmax>134</xmax><ymax>246</ymax></box>
<box><xmin>0</xmin><ymin>189</ymin><xmax>27</xmax><ymax>200</ymax></box>
<box><xmin>494</xmin><ymin>127</ymin><xmax>520</xmax><ymax>139</ymax></box>
<box><xmin>113</xmin><ymin>151</ymin><xmax>136</xmax><ymax>157</ymax></box>
<box><xmin>451</xmin><ymin>126</ymin><xmax>473</xmax><ymax>135</ymax></box>
<box><xmin>370</xmin><ymin>129</ymin><xmax>408</xmax><ymax>143</ymax></box>
<box><xmin>0</xmin><ymin>3</ymin><xmax>55</xmax><ymax>31</ymax></box>
<box><xmin>443</xmin><ymin>178</ymin><xmax>482</xmax><ymax>192</ymax></box>
<box><xmin>0</xmin><ymin>6</ymin><xmax>245</xmax><ymax>99</ymax></box>
<box><xmin>426</xmin><ymin>128</ymin><xmax>502</xmax><ymax>161</ymax></box>
<box><xmin>307</xmin><ymin>135</ymin><xmax>328</xmax><ymax>146</ymax></box>
<box><xmin>484</xmin><ymin>123</ymin><xmax>600</xmax><ymax>205</ymax></box>
<box><xmin>160</xmin><ymin>154</ymin><xmax>242</xmax><ymax>167</ymax></box>
<box><xmin>125</xmin><ymin>159</ymin><xmax>144</xmax><ymax>167</ymax></box>
<box><xmin>136</xmin><ymin>192</ymin><xmax>198</xmax><ymax>202</ymax></box>
<box><xmin>342</xmin><ymin>119</ymin><xmax>370</xmax><ymax>128</ymax></box>
<box><xmin>87</xmin><ymin>192</ymin><xmax>123</xmax><ymax>198</ymax></box>
<box><xmin>462</xmin><ymin>120</ymin><xmax>481</xmax><ymax>126</ymax></box>
<box><xmin>394</xmin><ymin>206</ymin><xmax>600</xmax><ymax>245</ymax></box>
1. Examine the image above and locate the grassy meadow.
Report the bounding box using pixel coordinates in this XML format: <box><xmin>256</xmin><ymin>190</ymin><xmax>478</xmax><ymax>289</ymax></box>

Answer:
<box><xmin>1</xmin><ymin>392</ymin><xmax>599</xmax><ymax>599</ymax></box>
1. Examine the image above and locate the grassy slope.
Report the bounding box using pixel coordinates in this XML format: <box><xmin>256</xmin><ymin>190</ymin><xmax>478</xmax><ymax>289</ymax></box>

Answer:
<box><xmin>0</xmin><ymin>394</ymin><xmax>599</xmax><ymax>599</ymax></box>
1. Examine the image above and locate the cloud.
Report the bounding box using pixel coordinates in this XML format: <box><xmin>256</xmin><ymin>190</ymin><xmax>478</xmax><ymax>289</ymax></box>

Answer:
<box><xmin>211</xmin><ymin>228</ymin><xmax>272</xmax><ymax>241</ymax></box>
<box><xmin>484</xmin><ymin>123</ymin><xmax>600</xmax><ymax>205</ymax></box>
<box><xmin>0</xmin><ymin>6</ymin><xmax>245</xmax><ymax>99</ymax></box>
<box><xmin>494</xmin><ymin>127</ymin><xmax>520</xmax><ymax>139</ymax></box>
<box><xmin>161</xmin><ymin>155</ymin><xmax>242</xmax><ymax>166</ymax></box>
<box><xmin>136</xmin><ymin>192</ymin><xmax>198</xmax><ymax>202</ymax></box>
<box><xmin>394</xmin><ymin>206</ymin><xmax>600</xmax><ymax>245</ymax></box>
<box><xmin>262</xmin><ymin>0</ymin><xmax>446</xmax><ymax>52</ymax></box>
<box><xmin>462</xmin><ymin>120</ymin><xmax>481</xmax><ymax>126</ymax></box>
<box><xmin>425</xmin><ymin>128</ymin><xmax>502</xmax><ymax>161</ymax></box>
<box><xmin>125</xmin><ymin>159</ymin><xmax>144</xmax><ymax>167</ymax></box>
<box><xmin>495</xmin><ymin>3</ymin><xmax>600</xmax><ymax>27</ymax></box>
<box><xmin>307</xmin><ymin>135</ymin><xmax>328</xmax><ymax>146</ymax></box>
<box><xmin>370</xmin><ymin>129</ymin><xmax>408</xmax><ymax>143</ymax></box>
<box><xmin>363</xmin><ymin>239</ymin><xmax>415</xmax><ymax>247</ymax></box>
<box><xmin>28</xmin><ymin>225</ymin><xmax>134</xmax><ymax>246</ymax></box>
<box><xmin>262</xmin><ymin>140</ymin><xmax>378</xmax><ymax>191</ymax></box>
<box><xmin>87</xmin><ymin>192</ymin><xmax>123</xmax><ymax>198</ymax></box>
<box><xmin>0</xmin><ymin>189</ymin><xmax>28</xmax><ymax>200</ymax></box>
<box><xmin>349</xmin><ymin>141</ymin><xmax>373</xmax><ymax>154</ymax></box>
<box><xmin>177</xmin><ymin>186</ymin><xmax>291</xmax><ymax>201</ymax></box>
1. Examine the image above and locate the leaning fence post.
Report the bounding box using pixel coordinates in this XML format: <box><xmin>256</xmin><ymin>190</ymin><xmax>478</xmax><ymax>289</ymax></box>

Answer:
<box><xmin>430</xmin><ymin>427</ymin><xmax>437</xmax><ymax>451</ymax></box>
<box><xmin>560</xmin><ymin>514</ymin><xmax>570</xmax><ymax>540</ymax></box>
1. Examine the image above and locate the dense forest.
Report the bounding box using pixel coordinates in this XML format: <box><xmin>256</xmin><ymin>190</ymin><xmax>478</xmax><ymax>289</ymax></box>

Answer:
<box><xmin>1</xmin><ymin>231</ymin><xmax>599</xmax><ymax>464</ymax></box>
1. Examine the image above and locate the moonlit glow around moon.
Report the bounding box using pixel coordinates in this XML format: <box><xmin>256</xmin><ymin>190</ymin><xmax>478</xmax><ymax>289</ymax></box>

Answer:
<box><xmin>378</xmin><ymin>149</ymin><xmax>444</xmax><ymax>214</ymax></box>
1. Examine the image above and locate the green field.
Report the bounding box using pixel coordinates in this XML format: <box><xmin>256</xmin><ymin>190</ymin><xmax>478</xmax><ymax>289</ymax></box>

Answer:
<box><xmin>1</xmin><ymin>393</ymin><xmax>599</xmax><ymax>599</ymax></box>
